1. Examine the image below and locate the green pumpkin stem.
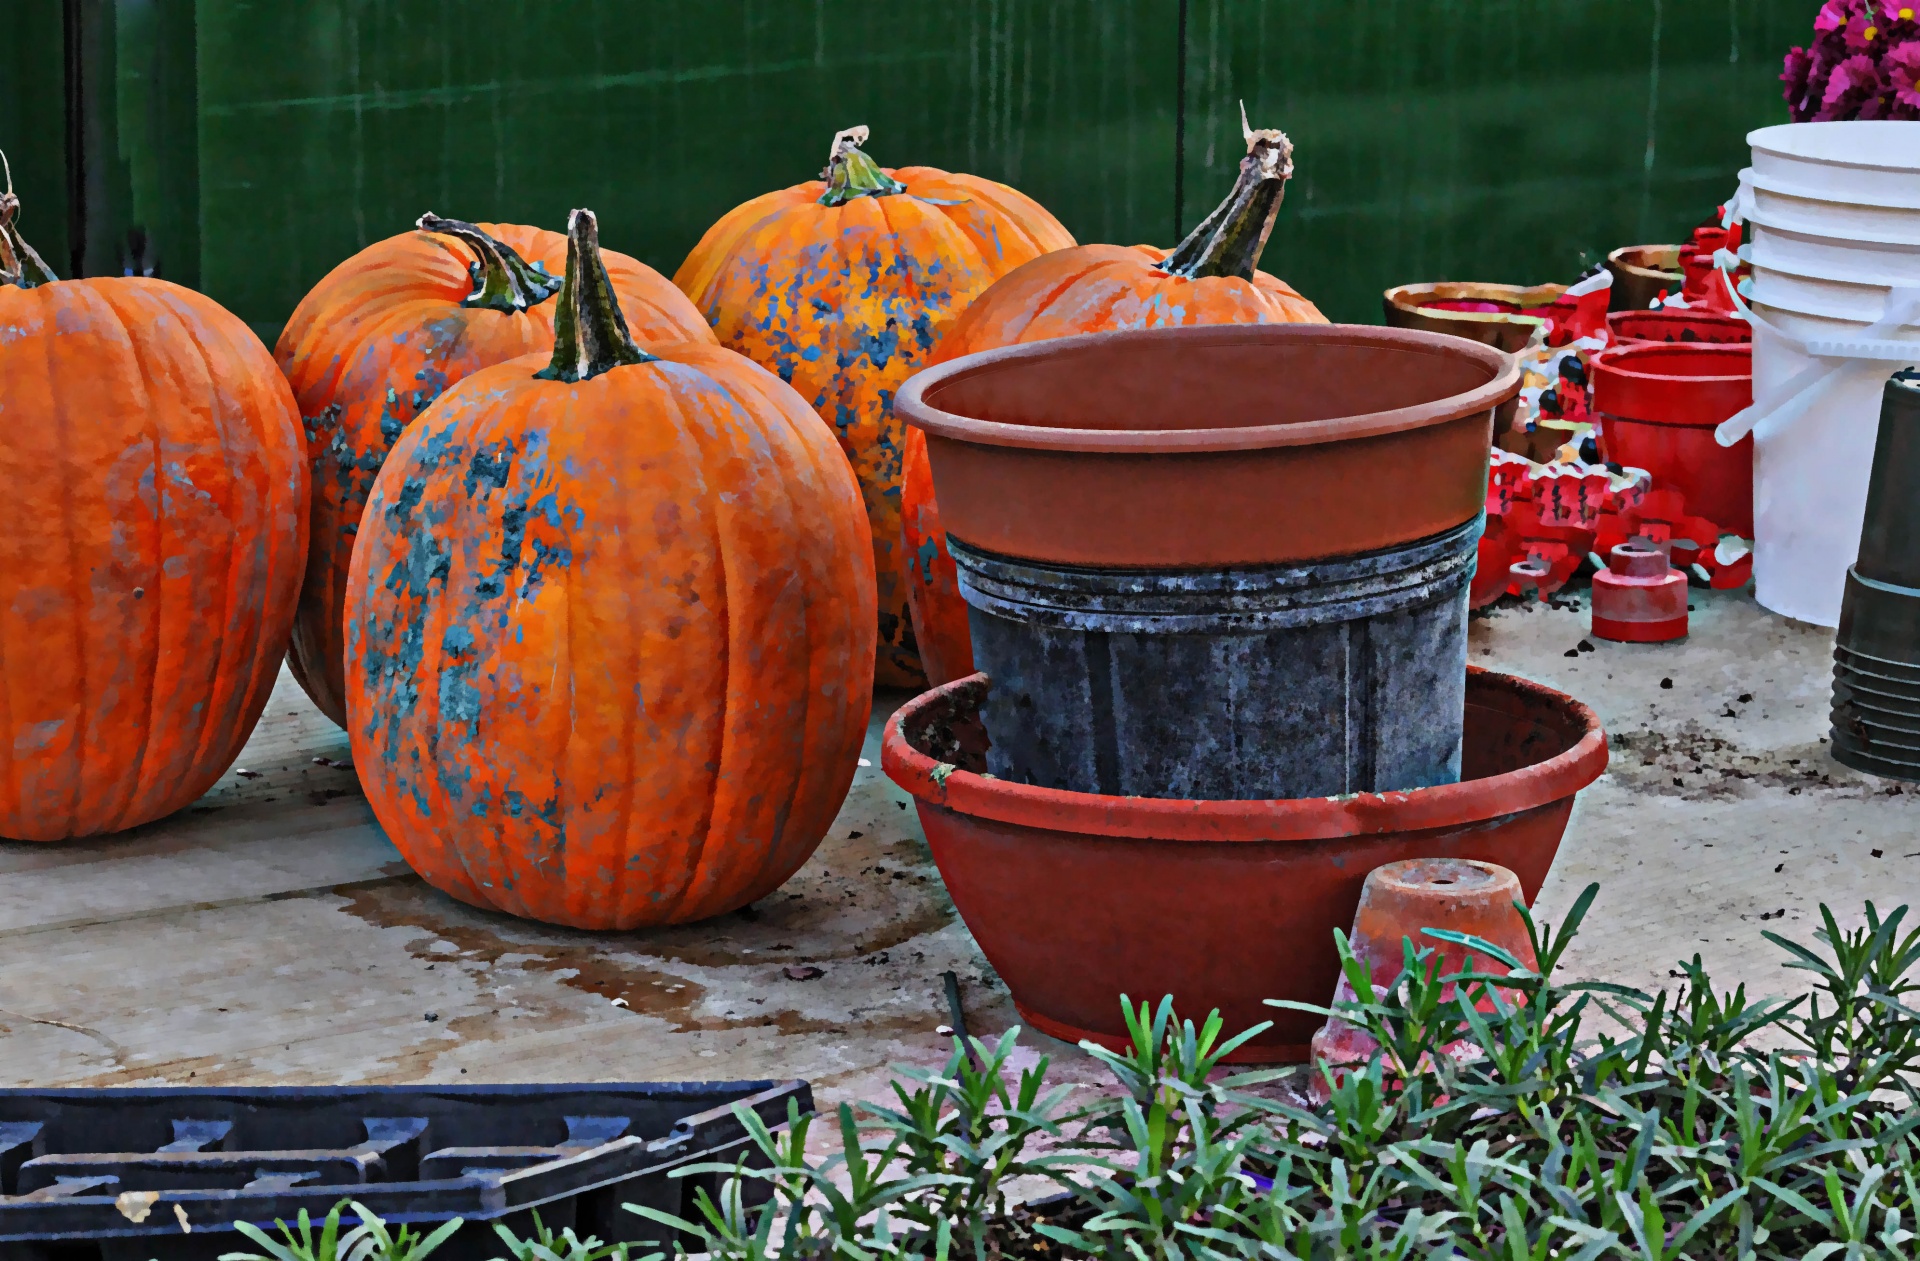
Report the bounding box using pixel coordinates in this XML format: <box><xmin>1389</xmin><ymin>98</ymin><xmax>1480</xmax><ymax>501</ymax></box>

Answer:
<box><xmin>1160</xmin><ymin>104</ymin><xmax>1295</xmax><ymax>282</ymax></box>
<box><xmin>417</xmin><ymin>213</ymin><xmax>562</xmax><ymax>313</ymax></box>
<box><xmin>0</xmin><ymin>151</ymin><xmax>58</xmax><ymax>289</ymax></box>
<box><xmin>818</xmin><ymin>126</ymin><xmax>906</xmax><ymax>207</ymax></box>
<box><xmin>536</xmin><ymin>208</ymin><xmax>654</xmax><ymax>383</ymax></box>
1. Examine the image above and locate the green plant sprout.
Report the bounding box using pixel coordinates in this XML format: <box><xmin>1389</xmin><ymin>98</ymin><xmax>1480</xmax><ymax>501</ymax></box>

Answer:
<box><xmin>220</xmin><ymin>888</ymin><xmax>1920</xmax><ymax>1259</ymax></box>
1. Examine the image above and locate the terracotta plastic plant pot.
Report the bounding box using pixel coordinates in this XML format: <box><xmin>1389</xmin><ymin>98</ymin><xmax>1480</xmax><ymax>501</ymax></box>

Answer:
<box><xmin>1591</xmin><ymin>343</ymin><xmax>1755</xmax><ymax>536</ymax></box>
<box><xmin>894</xmin><ymin>323</ymin><xmax>1519</xmax><ymax>570</ymax></box>
<box><xmin>882</xmin><ymin>667</ymin><xmax>1608</xmax><ymax>1063</ymax></box>
<box><xmin>1607</xmin><ymin>309</ymin><xmax>1752</xmax><ymax>346</ymax></box>
<box><xmin>896</xmin><ymin>324</ymin><xmax>1517</xmax><ymax>802</ymax></box>
<box><xmin>1605</xmin><ymin>245</ymin><xmax>1685</xmax><ymax>312</ymax></box>
<box><xmin>1309</xmin><ymin>858</ymin><xmax>1538</xmax><ymax>1100</ymax></box>
<box><xmin>1381</xmin><ymin>281</ymin><xmax>1567</xmax><ymax>355</ymax></box>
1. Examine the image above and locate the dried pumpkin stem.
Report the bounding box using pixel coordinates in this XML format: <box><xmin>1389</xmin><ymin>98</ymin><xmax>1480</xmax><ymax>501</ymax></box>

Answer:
<box><xmin>0</xmin><ymin>150</ymin><xmax>58</xmax><ymax>290</ymax></box>
<box><xmin>1160</xmin><ymin>105</ymin><xmax>1295</xmax><ymax>282</ymax></box>
<box><xmin>818</xmin><ymin>125</ymin><xmax>906</xmax><ymax>207</ymax></box>
<box><xmin>536</xmin><ymin>208</ymin><xmax>654</xmax><ymax>383</ymax></box>
<box><xmin>417</xmin><ymin>213</ymin><xmax>562</xmax><ymax>313</ymax></box>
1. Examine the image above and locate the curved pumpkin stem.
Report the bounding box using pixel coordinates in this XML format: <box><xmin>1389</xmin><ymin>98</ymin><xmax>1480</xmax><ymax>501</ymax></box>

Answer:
<box><xmin>0</xmin><ymin>151</ymin><xmax>58</xmax><ymax>290</ymax></box>
<box><xmin>417</xmin><ymin>213</ymin><xmax>562</xmax><ymax>313</ymax></box>
<box><xmin>536</xmin><ymin>208</ymin><xmax>655</xmax><ymax>383</ymax></box>
<box><xmin>818</xmin><ymin>125</ymin><xmax>906</xmax><ymax>207</ymax></box>
<box><xmin>1160</xmin><ymin>103</ymin><xmax>1295</xmax><ymax>282</ymax></box>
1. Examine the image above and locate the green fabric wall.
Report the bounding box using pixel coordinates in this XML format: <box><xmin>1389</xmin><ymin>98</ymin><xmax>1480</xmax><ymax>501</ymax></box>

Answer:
<box><xmin>0</xmin><ymin>1</ymin><xmax>71</xmax><ymax>275</ymax></box>
<box><xmin>6</xmin><ymin>1</ymin><xmax>1807</xmax><ymax>337</ymax></box>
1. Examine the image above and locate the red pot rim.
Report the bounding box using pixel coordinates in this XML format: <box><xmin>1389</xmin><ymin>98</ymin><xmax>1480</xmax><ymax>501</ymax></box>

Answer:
<box><xmin>895</xmin><ymin>324</ymin><xmax>1521</xmax><ymax>456</ymax></box>
<box><xmin>882</xmin><ymin>667</ymin><xmax>1609</xmax><ymax>843</ymax></box>
<box><xmin>1591</xmin><ymin>342</ymin><xmax>1753</xmax><ymax>426</ymax></box>
<box><xmin>1605</xmin><ymin>310</ymin><xmax>1751</xmax><ymax>344</ymax></box>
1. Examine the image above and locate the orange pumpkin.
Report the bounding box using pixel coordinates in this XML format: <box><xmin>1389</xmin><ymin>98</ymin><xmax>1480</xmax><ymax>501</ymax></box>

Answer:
<box><xmin>674</xmin><ymin>126</ymin><xmax>1074</xmax><ymax>689</ymax></box>
<box><xmin>902</xmin><ymin>117</ymin><xmax>1329</xmax><ymax>685</ymax></box>
<box><xmin>346</xmin><ymin>209</ymin><xmax>875</xmax><ymax>930</ymax></box>
<box><xmin>0</xmin><ymin>186</ymin><xmax>307</xmax><ymax>840</ymax></box>
<box><xmin>277</xmin><ymin>216</ymin><xmax>713</xmax><ymax>727</ymax></box>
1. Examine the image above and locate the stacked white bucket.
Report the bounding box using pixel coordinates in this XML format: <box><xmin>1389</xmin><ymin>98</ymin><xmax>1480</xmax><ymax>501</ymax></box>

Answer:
<box><xmin>1719</xmin><ymin>120</ymin><xmax>1920</xmax><ymax>626</ymax></box>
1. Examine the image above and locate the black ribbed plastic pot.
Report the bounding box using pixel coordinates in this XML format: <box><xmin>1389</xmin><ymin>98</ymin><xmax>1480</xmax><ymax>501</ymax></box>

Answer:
<box><xmin>954</xmin><ymin>516</ymin><xmax>1483</xmax><ymax>801</ymax></box>
<box><xmin>1831</xmin><ymin>369</ymin><xmax>1920</xmax><ymax>781</ymax></box>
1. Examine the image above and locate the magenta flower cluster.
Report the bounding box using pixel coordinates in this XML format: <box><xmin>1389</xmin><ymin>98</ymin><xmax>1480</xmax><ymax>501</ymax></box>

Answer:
<box><xmin>1783</xmin><ymin>0</ymin><xmax>1920</xmax><ymax>120</ymax></box>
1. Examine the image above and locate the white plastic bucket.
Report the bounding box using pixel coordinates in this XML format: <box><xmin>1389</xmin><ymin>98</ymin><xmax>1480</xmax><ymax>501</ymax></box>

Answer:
<box><xmin>1721</xmin><ymin>123</ymin><xmax>1920</xmax><ymax>625</ymax></box>
<box><xmin>1749</xmin><ymin>261</ymin><xmax>1914</xmax><ymax>320</ymax></box>
<box><xmin>1743</xmin><ymin>302</ymin><xmax>1920</xmax><ymax>625</ymax></box>
<box><xmin>1748</xmin><ymin>183</ymin><xmax>1920</xmax><ymax>241</ymax></box>
<box><xmin>1748</xmin><ymin>220</ymin><xmax>1920</xmax><ymax>285</ymax></box>
<box><xmin>1750</xmin><ymin>121</ymin><xmax>1920</xmax><ymax>203</ymax></box>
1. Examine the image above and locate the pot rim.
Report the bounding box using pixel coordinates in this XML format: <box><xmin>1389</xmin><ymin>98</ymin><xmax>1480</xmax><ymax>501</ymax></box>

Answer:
<box><xmin>1383</xmin><ymin>279</ymin><xmax>1569</xmax><ymax>316</ymax></box>
<box><xmin>1606</xmin><ymin>244</ymin><xmax>1685</xmax><ymax>279</ymax></box>
<box><xmin>894</xmin><ymin>323</ymin><xmax>1521</xmax><ymax>455</ymax></box>
<box><xmin>1591</xmin><ymin>341</ymin><xmax>1753</xmax><ymax>381</ymax></box>
<box><xmin>1607</xmin><ymin>309</ymin><xmax>1750</xmax><ymax>330</ymax></box>
<box><xmin>881</xmin><ymin>666</ymin><xmax>1609</xmax><ymax>843</ymax></box>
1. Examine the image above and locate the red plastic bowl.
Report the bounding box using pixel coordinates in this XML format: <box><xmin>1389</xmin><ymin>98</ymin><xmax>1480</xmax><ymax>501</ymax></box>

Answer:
<box><xmin>883</xmin><ymin>668</ymin><xmax>1608</xmax><ymax>1063</ymax></box>
<box><xmin>1591</xmin><ymin>342</ymin><xmax>1754</xmax><ymax>536</ymax></box>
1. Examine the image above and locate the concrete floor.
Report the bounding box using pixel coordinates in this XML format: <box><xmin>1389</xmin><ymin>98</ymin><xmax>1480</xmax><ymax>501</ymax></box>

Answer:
<box><xmin>1</xmin><ymin>585</ymin><xmax>1913</xmax><ymax>1113</ymax></box>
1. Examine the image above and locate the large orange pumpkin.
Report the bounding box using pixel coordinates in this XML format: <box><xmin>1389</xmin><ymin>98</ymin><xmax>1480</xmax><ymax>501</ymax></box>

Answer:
<box><xmin>0</xmin><ymin>187</ymin><xmax>307</xmax><ymax>840</ymax></box>
<box><xmin>277</xmin><ymin>215</ymin><xmax>713</xmax><ymax>727</ymax></box>
<box><xmin>674</xmin><ymin>126</ymin><xmax>1074</xmax><ymax>689</ymax></box>
<box><xmin>902</xmin><ymin>118</ymin><xmax>1329</xmax><ymax>685</ymax></box>
<box><xmin>346</xmin><ymin>209</ymin><xmax>875</xmax><ymax>930</ymax></box>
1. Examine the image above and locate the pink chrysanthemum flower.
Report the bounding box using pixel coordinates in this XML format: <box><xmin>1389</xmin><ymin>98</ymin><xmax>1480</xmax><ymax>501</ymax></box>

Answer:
<box><xmin>1846</xmin><ymin>7</ymin><xmax>1890</xmax><ymax>50</ymax></box>
<box><xmin>1885</xmin><ymin>38</ymin><xmax>1920</xmax><ymax>108</ymax></box>
<box><xmin>1783</xmin><ymin>44</ymin><xmax>1817</xmax><ymax>116</ymax></box>
<box><xmin>1818</xmin><ymin>52</ymin><xmax>1885</xmax><ymax>118</ymax></box>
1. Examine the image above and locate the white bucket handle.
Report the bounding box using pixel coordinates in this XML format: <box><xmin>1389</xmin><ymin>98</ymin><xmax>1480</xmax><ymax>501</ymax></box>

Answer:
<box><xmin>1722</xmin><ymin>168</ymin><xmax>1756</xmax><ymax>230</ymax></box>
<box><xmin>1712</xmin><ymin>246</ymin><xmax>1920</xmax><ymax>447</ymax></box>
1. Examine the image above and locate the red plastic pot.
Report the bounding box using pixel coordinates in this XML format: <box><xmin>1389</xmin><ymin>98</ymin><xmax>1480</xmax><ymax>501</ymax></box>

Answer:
<box><xmin>1606</xmin><ymin>310</ymin><xmax>1751</xmax><ymax>346</ymax></box>
<box><xmin>895</xmin><ymin>323</ymin><xmax>1517</xmax><ymax>569</ymax></box>
<box><xmin>882</xmin><ymin>668</ymin><xmax>1608</xmax><ymax>1063</ymax></box>
<box><xmin>1590</xmin><ymin>343</ymin><xmax>1754</xmax><ymax>536</ymax></box>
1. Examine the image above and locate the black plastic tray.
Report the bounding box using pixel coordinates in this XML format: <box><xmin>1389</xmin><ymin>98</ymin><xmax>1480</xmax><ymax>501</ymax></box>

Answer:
<box><xmin>0</xmin><ymin>1079</ymin><xmax>810</xmax><ymax>1261</ymax></box>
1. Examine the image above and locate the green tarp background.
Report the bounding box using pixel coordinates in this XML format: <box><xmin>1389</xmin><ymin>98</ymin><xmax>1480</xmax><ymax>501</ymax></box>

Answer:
<box><xmin>3</xmin><ymin>1</ymin><xmax>1805</xmax><ymax>341</ymax></box>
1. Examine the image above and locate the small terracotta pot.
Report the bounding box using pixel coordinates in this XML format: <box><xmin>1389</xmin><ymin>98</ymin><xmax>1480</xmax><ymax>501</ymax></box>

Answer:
<box><xmin>1605</xmin><ymin>245</ymin><xmax>1685</xmax><ymax>312</ymax></box>
<box><xmin>1381</xmin><ymin>281</ymin><xmax>1567</xmax><ymax>354</ymax></box>
<box><xmin>893</xmin><ymin>324</ymin><xmax>1518</xmax><ymax>570</ymax></box>
<box><xmin>1309</xmin><ymin>858</ymin><xmax>1537</xmax><ymax>1099</ymax></box>
<box><xmin>882</xmin><ymin>668</ymin><xmax>1608</xmax><ymax>1063</ymax></box>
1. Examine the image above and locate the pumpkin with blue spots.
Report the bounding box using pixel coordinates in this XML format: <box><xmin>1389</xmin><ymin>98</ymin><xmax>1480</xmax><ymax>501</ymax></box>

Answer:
<box><xmin>901</xmin><ymin>119</ymin><xmax>1327</xmax><ymax>686</ymax></box>
<box><xmin>347</xmin><ymin>210</ymin><xmax>874</xmax><ymax>930</ymax></box>
<box><xmin>278</xmin><ymin>216</ymin><xmax>712</xmax><ymax>727</ymax></box>
<box><xmin>675</xmin><ymin>126</ymin><xmax>1074</xmax><ymax>689</ymax></box>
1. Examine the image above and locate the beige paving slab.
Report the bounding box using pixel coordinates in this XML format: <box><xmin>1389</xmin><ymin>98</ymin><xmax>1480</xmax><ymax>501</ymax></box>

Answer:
<box><xmin>0</xmin><ymin>587</ymin><xmax>1913</xmax><ymax>1116</ymax></box>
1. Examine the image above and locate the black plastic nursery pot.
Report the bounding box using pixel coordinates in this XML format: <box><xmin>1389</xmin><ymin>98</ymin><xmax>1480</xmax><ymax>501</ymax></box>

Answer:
<box><xmin>949</xmin><ymin>518</ymin><xmax>1483</xmax><ymax>801</ymax></box>
<box><xmin>0</xmin><ymin>1079</ymin><xmax>809</xmax><ymax>1261</ymax></box>
<box><xmin>1832</xmin><ymin>369</ymin><xmax>1920</xmax><ymax>781</ymax></box>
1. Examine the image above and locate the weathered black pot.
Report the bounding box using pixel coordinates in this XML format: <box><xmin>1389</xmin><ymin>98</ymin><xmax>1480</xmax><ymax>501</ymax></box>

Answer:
<box><xmin>954</xmin><ymin>516</ymin><xmax>1482</xmax><ymax>801</ymax></box>
<box><xmin>1831</xmin><ymin>369</ymin><xmax>1920</xmax><ymax>781</ymax></box>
